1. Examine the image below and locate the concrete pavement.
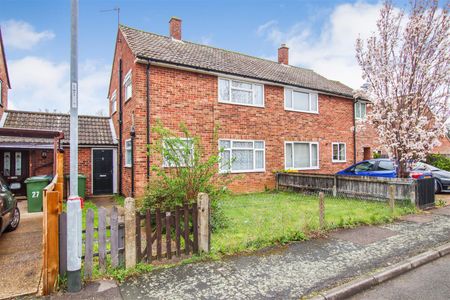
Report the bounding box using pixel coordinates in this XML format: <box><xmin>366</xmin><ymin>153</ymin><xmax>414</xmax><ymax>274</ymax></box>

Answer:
<box><xmin>119</xmin><ymin>206</ymin><xmax>450</xmax><ymax>299</ymax></box>
<box><xmin>349</xmin><ymin>254</ymin><xmax>450</xmax><ymax>300</ymax></box>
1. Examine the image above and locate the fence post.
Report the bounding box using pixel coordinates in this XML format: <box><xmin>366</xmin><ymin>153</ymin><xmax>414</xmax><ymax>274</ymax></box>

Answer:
<box><xmin>197</xmin><ymin>193</ymin><xmax>210</xmax><ymax>253</ymax></box>
<box><xmin>333</xmin><ymin>175</ymin><xmax>337</xmax><ymax>197</ymax></box>
<box><xmin>410</xmin><ymin>181</ymin><xmax>417</xmax><ymax>207</ymax></box>
<box><xmin>389</xmin><ymin>185</ymin><xmax>395</xmax><ymax>213</ymax></box>
<box><xmin>319</xmin><ymin>192</ymin><xmax>325</xmax><ymax>230</ymax></box>
<box><xmin>124</xmin><ymin>197</ymin><xmax>136</xmax><ymax>268</ymax></box>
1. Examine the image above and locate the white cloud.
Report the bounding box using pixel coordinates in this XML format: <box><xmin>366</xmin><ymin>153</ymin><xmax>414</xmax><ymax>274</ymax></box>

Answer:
<box><xmin>1</xmin><ymin>20</ymin><xmax>55</xmax><ymax>50</ymax></box>
<box><xmin>8</xmin><ymin>57</ymin><xmax>109</xmax><ymax>115</ymax></box>
<box><xmin>257</xmin><ymin>1</ymin><xmax>383</xmax><ymax>89</ymax></box>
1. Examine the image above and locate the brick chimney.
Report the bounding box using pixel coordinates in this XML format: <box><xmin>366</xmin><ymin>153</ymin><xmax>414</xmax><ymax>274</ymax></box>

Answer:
<box><xmin>278</xmin><ymin>44</ymin><xmax>289</xmax><ymax>65</ymax></box>
<box><xmin>169</xmin><ymin>17</ymin><xmax>182</xmax><ymax>40</ymax></box>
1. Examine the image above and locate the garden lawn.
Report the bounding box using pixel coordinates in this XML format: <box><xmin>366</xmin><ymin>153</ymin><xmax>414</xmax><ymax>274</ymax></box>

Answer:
<box><xmin>212</xmin><ymin>191</ymin><xmax>415</xmax><ymax>255</ymax></box>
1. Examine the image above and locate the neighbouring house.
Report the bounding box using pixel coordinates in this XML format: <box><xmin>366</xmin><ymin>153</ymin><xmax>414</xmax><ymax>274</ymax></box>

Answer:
<box><xmin>0</xmin><ymin>27</ymin><xmax>11</xmax><ymax>120</ymax></box>
<box><xmin>0</xmin><ymin>26</ymin><xmax>118</xmax><ymax>198</ymax></box>
<box><xmin>432</xmin><ymin>130</ymin><xmax>450</xmax><ymax>157</ymax></box>
<box><xmin>0</xmin><ymin>110</ymin><xmax>118</xmax><ymax>197</ymax></box>
<box><xmin>107</xmin><ymin>18</ymin><xmax>383</xmax><ymax>197</ymax></box>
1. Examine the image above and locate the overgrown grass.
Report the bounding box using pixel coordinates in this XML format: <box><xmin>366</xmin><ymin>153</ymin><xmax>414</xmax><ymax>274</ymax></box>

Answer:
<box><xmin>211</xmin><ymin>191</ymin><xmax>416</xmax><ymax>255</ymax></box>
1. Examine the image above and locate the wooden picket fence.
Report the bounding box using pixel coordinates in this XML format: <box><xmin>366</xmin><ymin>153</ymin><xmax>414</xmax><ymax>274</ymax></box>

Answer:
<box><xmin>135</xmin><ymin>203</ymin><xmax>199</xmax><ymax>262</ymax></box>
<box><xmin>59</xmin><ymin>206</ymin><xmax>125</xmax><ymax>279</ymax></box>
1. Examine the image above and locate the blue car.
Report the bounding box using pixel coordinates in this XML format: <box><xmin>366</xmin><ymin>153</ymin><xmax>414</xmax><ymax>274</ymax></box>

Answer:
<box><xmin>336</xmin><ymin>158</ymin><xmax>433</xmax><ymax>179</ymax></box>
<box><xmin>337</xmin><ymin>159</ymin><xmax>397</xmax><ymax>178</ymax></box>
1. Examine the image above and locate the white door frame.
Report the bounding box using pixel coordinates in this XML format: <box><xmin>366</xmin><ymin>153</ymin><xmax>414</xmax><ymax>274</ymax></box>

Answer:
<box><xmin>91</xmin><ymin>148</ymin><xmax>117</xmax><ymax>195</ymax></box>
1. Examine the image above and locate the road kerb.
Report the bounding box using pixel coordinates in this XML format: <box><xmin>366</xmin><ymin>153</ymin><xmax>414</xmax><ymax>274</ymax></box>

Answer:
<box><xmin>435</xmin><ymin>243</ymin><xmax>450</xmax><ymax>257</ymax></box>
<box><xmin>311</xmin><ymin>242</ymin><xmax>450</xmax><ymax>300</ymax></box>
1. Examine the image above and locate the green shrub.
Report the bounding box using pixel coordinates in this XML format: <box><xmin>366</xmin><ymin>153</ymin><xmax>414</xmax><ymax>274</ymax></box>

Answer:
<box><xmin>427</xmin><ymin>154</ymin><xmax>450</xmax><ymax>171</ymax></box>
<box><xmin>143</xmin><ymin>122</ymin><xmax>232</xmax><ymax>231</ymax></box>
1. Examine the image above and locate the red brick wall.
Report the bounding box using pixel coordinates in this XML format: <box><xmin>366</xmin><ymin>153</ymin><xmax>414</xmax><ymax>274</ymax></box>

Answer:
<box><xmin>63</xmin><ymin>148</ymin><xmax>93</xmax><ymax>197</ymax></box>
<box><xmin>0</xmin><ymin>41</ymin><xmax>8</xmax><ymax>118</ymax></box>
<box><xmin>29</xmin><ymin>149</ymin><xmax>53</xmax><ymax>176</ymax></box>
<box><xmin>432</xmin><ymin>136</ymin><xmax>450</xmax><ymax>156</ymax></box>
<box><xmin>355</xmin><ymin>105</ymin><xmax>384</xmax><ymax>161</ymax></box>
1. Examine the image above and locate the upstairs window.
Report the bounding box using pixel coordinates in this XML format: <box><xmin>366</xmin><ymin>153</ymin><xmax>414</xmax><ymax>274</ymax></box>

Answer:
<box><xmin>218</xmin><ymin>78</ymin><xmax>264</xmax><ymax>107</ymax></box>
<box><xmin>332</xmin><ymin>143</ymin><xmax>346</xmax><ymax>162</ymax></box>
<box><xmin>162</xmin><ymin>138</ymin><xmax>194</xmax><ymax>168</ymax></box>
<box><xmin>284</xmin><ymin>88</ymin><xmax>318</xmax><ymax>113</ymax></box>
<box><xmin>285</xmin><ymin>142</ymin><xmax>319</xmax><ymax>170</ymax></box>
<box><xmin>125</xmin><ymin>139</ymin><xmax>132</xmax><ymax>167</ymax></box>
<box><xmin>110</xmin><ymin>90</ymin><xmax>117</xmax><ymax>114</ymax></box>
<box><xmin>219</xmin><ymin>139</ymin><xmax>265</xmax><ymax>173</ymax></box>
<box><xmin>124</xmin><ymin>70</ymin><xmax>132</xmax><ymax>101</ymax></box>
<box><xmin>355</xmin><ymin>102</ymin><xmax>367</xmax><ymax>119</ymax></box>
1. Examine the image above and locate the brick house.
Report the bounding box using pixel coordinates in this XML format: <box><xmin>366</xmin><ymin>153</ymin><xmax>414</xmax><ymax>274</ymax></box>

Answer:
<box><xmin>108</xmin><ymin>18</ymin><xmax>381</xmax><ymax>197</ymax></box>
<box><xmin>0</xmin><ymin>27</ymin><xmax>11</xmax><ymax>120</ymax></box>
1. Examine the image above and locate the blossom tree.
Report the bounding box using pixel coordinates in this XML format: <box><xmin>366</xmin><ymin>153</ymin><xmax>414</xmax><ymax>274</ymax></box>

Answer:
<box><xmin>355</xmin><ymin>0</ymin><xmax>449</xmax><ymax>177</ymax></box>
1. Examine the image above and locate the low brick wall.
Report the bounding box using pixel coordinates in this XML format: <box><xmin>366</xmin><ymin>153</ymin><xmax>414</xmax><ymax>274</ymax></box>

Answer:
<box><xmin>276</xmin><ymin>172</ymin><xmax>416</xmax><ymax>203</ymax></box>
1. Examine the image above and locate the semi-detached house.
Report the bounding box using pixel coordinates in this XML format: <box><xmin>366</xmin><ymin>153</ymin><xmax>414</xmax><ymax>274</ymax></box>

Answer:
<box><xmin>109</xmin><ymin>17</ymin><xmax>377</xmax><ymax>197</ymax></box>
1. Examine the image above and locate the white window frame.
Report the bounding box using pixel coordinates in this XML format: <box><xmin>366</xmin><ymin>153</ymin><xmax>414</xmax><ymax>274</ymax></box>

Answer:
<box><xmin>332</xmin><ymin>142</ymin><xmax>346</xmax><ymax>163</ymax></box>
<box><xmin>110</xmin><ymin>90</ymin><xmax>117</xmax><ymax>114</ymax></box>
<box><xmin>218</xmin><ymin>139</ymin><xmax>265</xmax><ymax>173</ymax></box>
<box><xmin>284</xmin><ymin>141</ymin><xmax>320</xmax><ymax>170</ymax></box>
<box><xmin>355</xmin><ymin>101</ymin><xmax>367</xmax><ymax>120</ymax></box>
<box><xmin>125</xmin><ymin>139</ymin><xmax>132</xmax><ymax>167</ymax></box>
<box><xmin>123</xmin><ymin>70</ymin><xmax>132</xmax><ymax>102</ymax></box>
<box><xmin>284</xmin><ymin>87</ymin><xmax>319</xmax><ymax>114</ymax></box>
<box><xmin>162</xmin><ymin>138</ymin><xmax>194</xmax><ymax>168</ymax></box>
<box><xmin>218</xmin><ymin>77</ymin><xmax>264</xmax><ymax>108</ymax></box>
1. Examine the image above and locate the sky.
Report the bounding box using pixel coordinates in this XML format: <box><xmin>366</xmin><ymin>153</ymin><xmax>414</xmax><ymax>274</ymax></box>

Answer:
<box><xmin>0</xmin><ymin>0</ymin><xmax>410</xmax><ymax>116</ymax></box>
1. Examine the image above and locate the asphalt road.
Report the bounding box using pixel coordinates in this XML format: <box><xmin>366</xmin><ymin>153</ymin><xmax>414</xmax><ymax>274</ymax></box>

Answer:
<box><xmin>350</xmin><ymin>255</ymin><xmax>450</xmax><ymax>300</ymax></box>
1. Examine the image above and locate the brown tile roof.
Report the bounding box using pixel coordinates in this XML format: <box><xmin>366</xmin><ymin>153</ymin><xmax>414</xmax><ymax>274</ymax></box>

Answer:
<box><xmin>1</xmin><ymin>110</ymin><xmax>116</xmax><ymax>145</ymax></box>
<box><xmin>120</xmin><ymin>24</ymin><xmax>354</xmax><ymax>98</ymax></box>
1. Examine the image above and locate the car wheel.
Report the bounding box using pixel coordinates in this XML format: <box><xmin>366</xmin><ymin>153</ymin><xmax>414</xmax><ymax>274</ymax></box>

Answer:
<box><xmin>5</xmin><ymin>207</ymin><xmax>20</xmax><ymax>232</ymax></box>
<box><xmin>435</xmin><ymin>179</ymin><xmax>442</xmax><ymax>194</ymax></box>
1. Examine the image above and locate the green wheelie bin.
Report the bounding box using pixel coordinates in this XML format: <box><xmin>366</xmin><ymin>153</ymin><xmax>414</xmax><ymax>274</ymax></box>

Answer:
<box><xmin>24</xmin><ymin>175</ymin><xmax>52</xmax><ymax>213</ymax></box>
<box><xmin>64</xmin><ymin>174</ymin><xmax>87</xmax><ymax>199</ymax></box>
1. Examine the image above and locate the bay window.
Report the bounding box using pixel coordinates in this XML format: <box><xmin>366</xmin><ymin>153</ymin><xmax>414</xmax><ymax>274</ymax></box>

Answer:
<box><xmin>284</xmin><ymin>88</ymin><xmax>318</xmax><ymax>113</ymax></box>
<box><xmin>218</xmin><ymin>78</ymin><xmax>264</xmax><ymax>107</ymax></box>
<box><xmin>285</xmin><ymin>142</ymin><xmax>319</xmax><ymax>170</ymax></box>
<box><xmin>219</xmin><ymin>140</ymin><xmax>265</xmax><ymax>173</ymax></box>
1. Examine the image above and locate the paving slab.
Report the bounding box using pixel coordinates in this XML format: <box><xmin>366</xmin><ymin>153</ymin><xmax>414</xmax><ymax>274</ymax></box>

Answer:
<box><xmin>330</xmin><ymin>226</ymin><xmax>397</xmax><ymax>245</ymax></box>
<box><xmin>431</xmin><ymin>206</ymin><xmax>450</xmax><ymax>216</ymax></box>
<box><xmin>399</xmin><ymin>214</ymin><xmax>434</xmax><ymax>223</ymax></box>
<box><xmin>120</xmin><ymin>213</ymin><xmax>450</xmax><ymax>300</ymax></box>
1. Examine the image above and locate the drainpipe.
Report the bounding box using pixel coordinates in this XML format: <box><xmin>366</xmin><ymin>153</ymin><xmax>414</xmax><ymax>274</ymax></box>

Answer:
<box><xmin>146</xmin><ymin>62</ymin><xmax>150</xmax><ymax>180</ymax></box>
<box><xmin>118</xmin><ymin>59</ymin><xmax>123</xmax><ymax>195</ymax></box>
<box><xmin>353</xmin><ymin>99</ymin><xmax>357</xmax><ymax>164</ymax></box>
<box><xmin>130</xmin><ymin>113</ymin><xmax>136</xmax><ymax>197</ymax></box>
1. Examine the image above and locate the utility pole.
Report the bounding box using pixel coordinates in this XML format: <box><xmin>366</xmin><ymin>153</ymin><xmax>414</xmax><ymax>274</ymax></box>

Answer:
<box><xmin>67</xmin><ymin>0</ymin><xmax>82</xmax><ymax>292</ymax></box>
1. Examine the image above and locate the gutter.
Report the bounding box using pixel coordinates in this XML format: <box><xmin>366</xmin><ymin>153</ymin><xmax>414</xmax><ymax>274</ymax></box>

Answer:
<box><xmin>135</xmin><ymin>56</ymin><xmax>355</xmax><ymax>100</ymax></box>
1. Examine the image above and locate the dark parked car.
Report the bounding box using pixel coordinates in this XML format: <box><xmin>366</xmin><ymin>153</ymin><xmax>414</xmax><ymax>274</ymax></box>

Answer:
<box><xmin>413</xmin><ymin>162</ymin><xmax>450</xmax><ymax>193</ymax></box>
<box><xmin>336</xmin><ymin>159</ymin><xmax>433</xmax><ymax>179</ymax></box>
<box><xmin>0</xmin><ymin>175</ymin><xmax>20</xmax><ymax>237</ymax></box>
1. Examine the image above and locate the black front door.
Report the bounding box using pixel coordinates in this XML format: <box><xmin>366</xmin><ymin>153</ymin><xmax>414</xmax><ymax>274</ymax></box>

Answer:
<box><xmin>93</xmin><ymin>149</ymin><xmax>113</xmax><ymax>195</ymax></box>
<box><xmin>0</xmin><ymin>150</ymin><xmax>29</xmax><ymax>196</ymax></box>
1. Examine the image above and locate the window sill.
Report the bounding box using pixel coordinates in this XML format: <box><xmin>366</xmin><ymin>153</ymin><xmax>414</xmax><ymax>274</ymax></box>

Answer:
<box><xmin>332</xmin><ymin>160</ymin><xmax>347</xmax><ymax>163</ymax></box>
<box><xmin>219</xmin><ymin>169</ymin><xmax>266</xmax><ymax>174</ymax></box>
<box><xmin>124</xmin><ymin>96</ymin><xmax>132</xmax><ymax>103</ymax></box>
<box><xmin>218</xmin><ymin>100</ymin><xmax>265</xmax><ymax>108</ymax></box>
<box><xmin>124</xmin><ymin>165</ymin><xmax>132</xmax><ymax>168</ymax></box>
<box><xmin>284</xmin><ymin>108</ymin><xmax>319</xmax><ymax>114</ymax></box>
<box><xmin>111</xmin><ymin>110</ymin><xmax>117</xmax><ymax>116</ymax></box>
<box><xmin>285</xmin><ymin>167</ymin><xmax>320</xmax><ymax>171</ymax></box>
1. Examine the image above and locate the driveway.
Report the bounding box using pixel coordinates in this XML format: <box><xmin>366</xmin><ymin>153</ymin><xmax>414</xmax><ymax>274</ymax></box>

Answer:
<box><xmin>436</xmin><ymin>191</ymin><xmax>450</xmax><ymax>205</ymax></box>
<box><xmin>0</xmin><ymin>201</ymin><xmax>42</xmax><ymax>299</ymax></box>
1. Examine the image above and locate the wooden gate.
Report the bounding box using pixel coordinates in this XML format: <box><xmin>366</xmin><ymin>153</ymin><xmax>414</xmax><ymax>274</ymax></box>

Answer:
<box><xmin>41</xmin><ymin>150</ymin><xmax>64</xmax><ymax>295</ymax></box>
<box><xmin>135</xmin><ymin>204</ymin><xmax>199</xmax><ymax>262</ymax></box>
<box><xmin>416</xmin><ymin>178</ymin><xmax>435</xmax><ymax>208</ymax></box>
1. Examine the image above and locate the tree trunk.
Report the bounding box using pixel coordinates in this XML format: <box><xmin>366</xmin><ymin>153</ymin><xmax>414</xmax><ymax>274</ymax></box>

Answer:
<box><xmin>398</xmin><ymin>160</ymin><xmax>408</xmax><ymax>178</ymax></box>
